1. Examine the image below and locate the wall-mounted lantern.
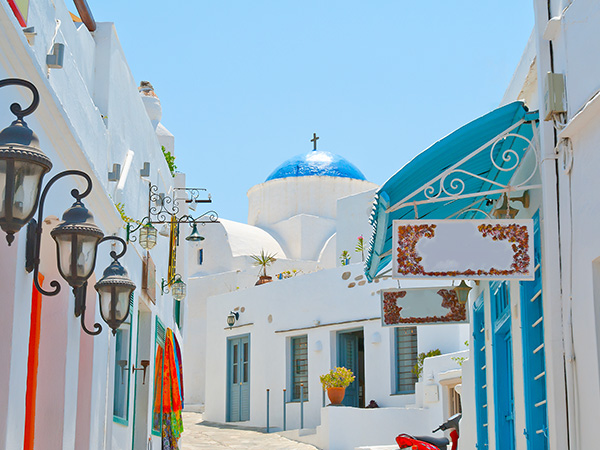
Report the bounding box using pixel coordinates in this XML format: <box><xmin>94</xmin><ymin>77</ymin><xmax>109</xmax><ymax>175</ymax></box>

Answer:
<box><xmin>227</xmin><ymin>311</ymin><xmax>239</xmax><ymax>328</ymax></box>
<box><xmin>453</xmin><ymin>280</ymin><xmax>472</xmax><ymax>304</ymax></box>
<box><xmin>161</xmin><ymin>273</ymin><xmax>186</xmax><ymax>301</ymax></box>
<box><xmin>0</xmin><ymin>78</ymin><xmax>135</xmax><ymax>337</ymax></box>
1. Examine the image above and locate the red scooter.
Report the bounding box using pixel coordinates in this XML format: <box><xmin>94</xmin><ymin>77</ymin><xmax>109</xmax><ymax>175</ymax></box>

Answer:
<box><xmin>395</xmin><ymin>413</ymin><xmax>461</xmax><ymax>450</ymax></box>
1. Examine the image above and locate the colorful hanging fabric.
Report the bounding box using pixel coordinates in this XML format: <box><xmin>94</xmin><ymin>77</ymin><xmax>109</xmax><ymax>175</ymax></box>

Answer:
<box><xmin>152</xmin><ymin>344</ymin><xmax>164</xmax><ymax>429</ymax></box>
<box><xmin>161</xmin><ymin>328</ymin><xmax>184</xmax><ymax>450</ymax></box>
<box><xmin>173</xmin><ymin>333</ymin><xmax>184</xmax><ymax>408</ymax></box>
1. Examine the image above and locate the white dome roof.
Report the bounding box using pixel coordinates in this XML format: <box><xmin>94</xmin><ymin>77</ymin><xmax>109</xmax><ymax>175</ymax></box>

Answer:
<box><xmin>220</xmin><ymin>219</ymin><xmax>286</xmax><ymax>258</ymax></box>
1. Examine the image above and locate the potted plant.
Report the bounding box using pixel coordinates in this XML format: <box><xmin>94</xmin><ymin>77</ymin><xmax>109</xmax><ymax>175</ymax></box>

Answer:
<box><xmin>339</xmin><ymin>250</ymin><xmax>351</xmax><ymax>266</ymax></box>
<box><xmin>319</xmin><ymin>367</ymin><xmax>355</xmax><ymax>405</ymax></box>
<box><xmin>250</xmin><ymin>250</ymin><xmax>277</xmax><ymax>285</ymax></box>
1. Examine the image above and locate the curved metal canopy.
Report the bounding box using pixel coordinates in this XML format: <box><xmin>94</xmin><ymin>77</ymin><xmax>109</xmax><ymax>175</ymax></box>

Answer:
<box><xmin>365</xmin><ymin>101</ymin><xmax>539</xmax><ymax>281</ymax></box>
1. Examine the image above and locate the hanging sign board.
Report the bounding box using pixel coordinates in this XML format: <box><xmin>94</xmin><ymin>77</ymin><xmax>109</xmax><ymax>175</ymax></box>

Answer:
<box><xmin>392</xmin><ymin>219</ymin><xmax>534</xmax><ymax>280</ymax></box>
<box><xmin>381</xmin><ymin>287</ymin><xmax>468</xmax><ymax>327</ymax></box>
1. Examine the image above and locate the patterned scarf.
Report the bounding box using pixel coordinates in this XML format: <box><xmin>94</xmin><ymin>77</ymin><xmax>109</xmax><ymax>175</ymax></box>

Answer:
<box><xmin>161</xmin><ymin>328</ymin><xmax>184</xmax><ymax>449</ymax></box>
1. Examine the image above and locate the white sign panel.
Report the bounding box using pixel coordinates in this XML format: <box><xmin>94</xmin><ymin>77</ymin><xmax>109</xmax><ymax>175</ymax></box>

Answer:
<box><xmin>380</xmin><ymin>287</ymin><xmax>468</xmax><ymax>327</ymax></box>
<box><xmin>392</xmin><ymin>219</ymin><xmax>534</xmax><ymax>280</ymax></box>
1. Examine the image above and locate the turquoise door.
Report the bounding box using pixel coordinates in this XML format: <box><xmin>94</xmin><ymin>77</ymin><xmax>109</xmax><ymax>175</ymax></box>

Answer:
<box><xmin>491</xmin><ymin>281</ymin><xmax>515</xmax><ymax>450</ymax></box>
<box><xmin>337</xmin><ymin>330</ymin><xmax>364</xmax><ymax>407</ymax></box>
<box><xmin>520</xmin><ymin>211</ymin><xmax>548</xmax><ymax>447</ymax></box>
<box><xmin>227</xmin><ymin>335</ymin><xmax>250</xmax><ymax>422</ymax></box>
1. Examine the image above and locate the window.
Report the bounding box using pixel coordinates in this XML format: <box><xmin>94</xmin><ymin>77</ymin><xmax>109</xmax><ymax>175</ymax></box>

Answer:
<box><xmin>395</xmin><ymin>327</ymin><xmax>417</xmax><ymax>394</ymax></box>
<box><xmin>491</xmin><ymin>280</ymin><xmax>510</xmax><ymax>320</ymax></box>
<box><xmin>174</xmin><ymin>298</ymin><xmax>181</xmax><ymax>329</ymax></box>
<box><xmin>198</xmin><ymin>248</ymin><xmax>203</xmax><ymax>265</ymax></box>
<box><xmin>290</xmin><ymin>335</ymin><xmax>308</xmax><ymax>401</ymax></box>
<box><xmin>113</xmin><ymin>308</ymin><xmax>132</xmax><ymax>424</ymax></box>
<box><xmin>152</xmin><ymin>319</ymin><xmax>166</xmax><ymax>435</ymax></box>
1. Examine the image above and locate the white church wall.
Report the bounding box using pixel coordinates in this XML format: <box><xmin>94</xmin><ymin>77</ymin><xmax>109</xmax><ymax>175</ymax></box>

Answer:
<box><xmin>335</xmin><ymin>188</ymin><xmax>378</xmax><ymax>267</ymax></box>
<box><xmin>268</xmin><ymin>213</ymin><xmax>335</xmax><ymax>260</ymax></box>
<box><xmin>247</xmin><ymin>177</ymin><xmax>377</xmax><ymax>257</ymax></box>
<box><xmin>318</xmin><ymin>233</ymin><xmax>337</xmax><ymax>268</ymax></box>
<box><xmin>204</xmin><ymin>262</ymin><xmax>468</xmax><ymax>430</ymax></box>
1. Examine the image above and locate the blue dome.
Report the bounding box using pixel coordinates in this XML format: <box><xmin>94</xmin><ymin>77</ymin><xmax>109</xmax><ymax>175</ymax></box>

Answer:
<box><xmin>266</xmin><ymin>150</ymin><xmax>367</xmax><ymax>181</ymax></box>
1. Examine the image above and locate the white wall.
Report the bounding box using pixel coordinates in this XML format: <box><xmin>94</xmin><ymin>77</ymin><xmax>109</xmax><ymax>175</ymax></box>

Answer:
<box><xmin>204</xmin><ymin>262</ymin><xmax>468</xmax><ymax>430</ymax></box>
<box><xmin>248</xmin><ymin>176</ymin><xmax>377</xmax><ymax>260</ymax></box>
<box><xmin>0</xmin><ymin>1</ymin><xmax>185</xmax><ymax>449</ymax></box>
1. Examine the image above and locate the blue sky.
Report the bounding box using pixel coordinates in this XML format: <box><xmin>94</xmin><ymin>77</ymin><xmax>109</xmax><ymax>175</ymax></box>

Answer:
<box><xmin>91</xmin><ymin>1</ymin><xmax>534</xmax><ymax>224</ymax></box>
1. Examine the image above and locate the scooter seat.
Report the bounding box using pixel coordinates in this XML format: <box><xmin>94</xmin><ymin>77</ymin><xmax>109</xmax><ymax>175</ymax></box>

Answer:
<box><xmin>413</xmin><ymin>435</ymin><xmax>449</xmax><ymax>450</ymax></box>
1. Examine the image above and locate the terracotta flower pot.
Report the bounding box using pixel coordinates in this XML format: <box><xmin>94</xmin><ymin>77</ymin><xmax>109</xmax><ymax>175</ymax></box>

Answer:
<box><xmin>255</xmin><ymin>275</ymin><xmax>272</xmax><ymax>286</ymax></box>
<box><xmin>327</xmin><ymin>387</ymin><xmax>346</xmax><ymax>405</ymax></box>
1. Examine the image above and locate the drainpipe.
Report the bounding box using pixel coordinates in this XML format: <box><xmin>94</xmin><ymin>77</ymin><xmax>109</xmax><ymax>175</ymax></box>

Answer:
<box><xmin>532</xmin><ymin>0</ymin><xmax>571</xmax><ymax>449</ymax></box>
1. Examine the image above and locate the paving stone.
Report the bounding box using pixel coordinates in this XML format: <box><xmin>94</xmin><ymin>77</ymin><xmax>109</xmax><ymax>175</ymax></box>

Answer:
<box><xmin>180</xmin><ymin>412</ymin><xmax>319</xmax><ymax>450</ymax></box>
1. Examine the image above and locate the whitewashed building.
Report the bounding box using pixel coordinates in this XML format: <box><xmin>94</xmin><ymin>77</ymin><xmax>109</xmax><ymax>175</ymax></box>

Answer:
<box><xmin>0</xmin><ymin>2</ymin><xmax>188</xmax><ymax>449</ymax></box>
<box><xmin>365</xmin><ymin>2</ymin><xmax>600</xmax><ymax>450</ymax></box>
<box><xmin>186</xmin><ymin>143</ymin><xmax>470</xmax><ymax>449</ymax></box>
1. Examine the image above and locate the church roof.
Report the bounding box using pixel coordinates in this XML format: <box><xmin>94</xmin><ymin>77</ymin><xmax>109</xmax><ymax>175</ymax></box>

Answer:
<box><xmin>265</xmin><ymin>149</ymin><xmax>367</xmax><ymax>182</ymax></box>
<box><xmin>220</xmin><ymin>219</ymin><xmax>286</xmax><ymax>258</ymax></box>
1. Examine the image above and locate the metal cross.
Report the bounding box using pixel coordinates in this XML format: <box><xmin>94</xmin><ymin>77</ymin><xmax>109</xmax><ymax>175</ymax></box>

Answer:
<box><xmin>310</xmin><ymin>133</ymin><xmax>319</xmax><ymax>150</ymax></box>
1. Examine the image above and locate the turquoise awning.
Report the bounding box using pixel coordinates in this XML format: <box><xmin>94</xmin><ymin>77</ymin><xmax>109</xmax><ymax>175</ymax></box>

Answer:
<box><xmin>365</xmin><ymin>101</ymin><xmax>539</xmax><ymax>281</ymax></box>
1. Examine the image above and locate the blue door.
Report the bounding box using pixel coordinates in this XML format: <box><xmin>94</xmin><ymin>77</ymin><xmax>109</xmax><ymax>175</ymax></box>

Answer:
<box><xmin>227</xmin><ymin>335</ymin><xmax>250</xmax><ymax>422</ymax></box>
<box><xmin>520</xmin><ymin>211</ymin><xmax>548</xmax><ymax>448</ymax></box>
<box><xmin>491</xmin><ymin>281</ymin><xmax>515</xmax><ymax>450</ymax></box>
<box><xmin>337</xmin><ymin>330</ymin><xmax>364</xmax><ymax>407</ymax></box>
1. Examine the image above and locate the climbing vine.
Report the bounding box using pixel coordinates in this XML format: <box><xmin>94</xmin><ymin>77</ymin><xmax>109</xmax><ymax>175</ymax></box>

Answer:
<box><xmin>162</xmin><ymin>145</ymin><xmax>177</xmax><ymax>176</ymax></box>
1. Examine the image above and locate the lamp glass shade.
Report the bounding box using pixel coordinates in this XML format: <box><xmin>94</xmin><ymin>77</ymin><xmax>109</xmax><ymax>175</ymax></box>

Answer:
<box><xmin>98</xmin><ymin>286</ymin><xmax>133</xmax><ymax>332</ymax></box>
<box><xmin>54</xmin><ymin>232</ymin><xmax>102</xmax><ymax>286</ymax></box>
<box><xmin>171</xmin><ymin>278</ymin><xmax>186</xmax><ymax>301</ymax></box>
<box><xmin>0</xmin><ymin>117</ymin><xmax>52</xmax><ymax>245</ymax></box>
<box><xmin>0</xmin><ymin>157</ymin><xmax>50</xmax><ymax>243</ymax></box>
<box><xmin>95</xmin><ymin>260</ymin><xmax>136</xmax><ymax>334</ymax></box>
<box><xmin>226</xmin><ymin>313</ymin><xmax>236</xmax><ymax>328</ymax></box>
<box><xmin>51</xmin><ymin>201</ymin><xmax>104</xmax><ymax>288</ymax></box>
<box><xmin>453</xmin><ymin>280</ymin><xmax>472</xmax><ymax>303</ymax></box>
<box><xmin>139</xmin><ymin>224</ymin><xmax>157</xmax><ymax>250</ymax></box>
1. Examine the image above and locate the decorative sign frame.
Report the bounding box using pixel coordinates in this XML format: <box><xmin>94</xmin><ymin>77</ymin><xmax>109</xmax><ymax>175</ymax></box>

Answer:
<box><xmin>142</xmin><ymin>253</ymin><xmax>156</xmax><ymax>304</ymax></box>
<box><xmin>381</xmin><ymin>287</ymin><xmax>468</xmax><ymax>327</ymax></box>
<box><xmin>392</xmin><ymin>219</ymin><xmax>534</xmax><ymax>280</ymax></box>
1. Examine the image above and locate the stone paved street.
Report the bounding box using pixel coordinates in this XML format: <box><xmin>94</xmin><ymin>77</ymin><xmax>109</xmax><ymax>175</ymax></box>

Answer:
<box><xmin>180</xmin><ymin>412</ymin><xmax>320</xmax><ymax>450</ymax></box>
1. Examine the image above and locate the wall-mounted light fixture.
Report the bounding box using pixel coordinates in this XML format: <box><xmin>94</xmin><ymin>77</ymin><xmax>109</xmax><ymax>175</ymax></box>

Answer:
<box><xmin>0</xmin><ymin>78</ymin><xmax>135</xmax><ymax>336</ymax></box>
<box><xmin>493</xmin><ymin>193</ymin><xmax>519</xmax><ymax>219</ymax></box>
<box><xmin>132</xmin><ymin>360</ymin><xmax>150</xmax><ymax>384</ymax></box>
<box><xmin>453</xmin><ymin>280</ymin><xmax>472</xmax><ymax>304</ymax></box>
<box><xmin>226</xmin><ymin>311</ymin><xmax>239</xmax><ymax>328</ymax></box>
<box><xmin>125</xmin><ymin>183</ymin><xmax>217</xmax><ymax>246</ymax></box>
<box><xmin>161</xmin><ymin>273</ymin><xmax>186</xmax><ymax>301</ymax></box>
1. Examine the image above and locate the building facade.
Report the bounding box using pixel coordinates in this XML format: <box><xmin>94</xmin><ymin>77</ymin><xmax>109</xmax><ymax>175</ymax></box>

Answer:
<box><xmin>0</xmin><ymin>1</ymin><xmax>188</xmax><ymax>449</ymax></box>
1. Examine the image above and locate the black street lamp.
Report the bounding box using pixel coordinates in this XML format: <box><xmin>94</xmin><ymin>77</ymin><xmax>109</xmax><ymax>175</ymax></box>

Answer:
<box><xmin>95</xmin><ymin>237</ymin><xmax>136</xmax><ymax>335</ymax></box>
<box><xmin>1</xmin><ymin>78</ymin><xmax>136</xmax><ymax>336</ymax></box>
<box><xmin>0</xmin><ymin>79</ymin><xmax>52</xmax><ymax>245</ymax></box>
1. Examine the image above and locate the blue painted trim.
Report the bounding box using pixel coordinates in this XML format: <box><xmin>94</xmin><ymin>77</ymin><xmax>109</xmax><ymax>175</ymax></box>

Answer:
<box><xmin>473</xmin><ymin>294</ymin><xmax>489</xmax><ymax>448</ymax></box>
